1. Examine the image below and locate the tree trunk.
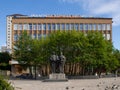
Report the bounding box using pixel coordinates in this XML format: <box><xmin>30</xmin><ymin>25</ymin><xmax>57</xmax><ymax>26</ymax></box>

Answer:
<box><xmin>34</xmin><ymin>65</ymin><xmax>37</xmax><ymax>80</ymax></box>
<box><xmin>29</xmin><ymin>65</ymin><xmax>32</xmax><ymax>76</ymax></box>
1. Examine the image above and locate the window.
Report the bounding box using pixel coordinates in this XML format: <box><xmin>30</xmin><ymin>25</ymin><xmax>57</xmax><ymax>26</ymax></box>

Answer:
<box><xmin>29</xmin><ymin>23</ymin><xmax>32</xmax><ymax>30</ymax></box>
<box><xmin>93</xmin><ymin>24</ymin><xmax>97</xmax><ymax>30</ymax></box>
<box><xmin>52</xmin><ymin>23</ymin><xmax>56</xmax><ymax>30</ymax></box>
<box><xmin>66</xmin><ymin>23</ymin><xmax>70</xmax><ymax>30</ymax></box>
<box><xmin>33</xmin><ymin>34</ymin><xmax>37</xmax><ymax>39</ymax></box>
<box><xmin>98</xmin><ymin>24</ymin><xmax>102</xmax><ymax>30</ymax></box>
<box><xmin>43</xmin><ymin>24</ymin><xmax>46</xmax><ymax>30</ymax></box>
<box><xmin>107</xmin><ymin>24</ymin><xmax>110</xmax><ymax>30</ymax></box>
<box><xmin>75</xmin><ymin>23</ymin><xmax>79</xmax><ymax>30</ymax></box>
<box><xmin>102</xmin><ymin>24</ymin><xmax>106</xmax><ymax>30</ymax></box>
<box><xmin>71</xmin><ymin>23</ymin><xmax>74</xmax><ymax>30</ymax></box>
<box><xmin>19</xmin><ymin>24</ymin><xmax>22</xmax><ymax>30</ymax></box>
<box><xmin>33</xmin><ymin>24</ymin><xmax>37</xmax><ymax>30</ymax></box>
<box><xmin>38</xmin><ymin>34</ymin><xmax>41</xmax><ymax>39</ymax></box>
<box><xmin>47</xmin><ymin>23</ymin><xmax>51</xmax><ymax>30</ymax></box>
<box><xmin>14</xmin><ymin>24</ymin><xmax>18</xmax><ymax>30</ymax></box>
<box><xmin>84</xmin><ymin>24</ymin><xmax>88</xmax><ymax>30</ymax></box>
<box><xmin>38</xmin><ymin>24</ymin><xmax>42</xmax><ymax>30</ymax></box>
<box><xmin>14</xmin><ymin>34</ymin><xmax>18</xmax><ymax>41</ymax></box>
<box><xmin>61</xmin><ymin>23</ymin><xmax>65</xmax><ymax>30</ymax></box>
<box><xmin>80</xmin><ymin>24</ymin><xmax>83</xmax><ymax>30</ymax></box>
<box><xmin>88</xmin><ymin>24</ymin><xmax>92</xmax><ymax>30</ymax></box>
<box><xmin>23</xmin><ymin>24</ymin><xmax>28</xmax><ymax>30</ymax></box>
<box><xmin>107</xmin><ymin>34</ymin><xmax>110</xmax><ymax>40</ymax></box>
<box><xmin>56</xmin><ymin>23</ymin><xmax>60</xmax><ymax>30</ymax></box>
<box><xmin>42</xmin><ymin>34</ymin><xmax>46</xmax><ymax>39</ymax></box>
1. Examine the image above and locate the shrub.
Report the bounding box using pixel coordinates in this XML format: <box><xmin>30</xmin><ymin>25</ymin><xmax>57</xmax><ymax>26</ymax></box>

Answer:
<box><xmin>0</xmin><ymin>75</ymin><xmax>14</xmax><ymax>90</ymax></box>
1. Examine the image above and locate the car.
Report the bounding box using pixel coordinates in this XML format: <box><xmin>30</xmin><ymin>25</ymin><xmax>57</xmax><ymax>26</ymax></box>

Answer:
<box><xmin>15</xmin><ymin>73</ymin><xmax>33</xmax><ymax>79</ymax></box>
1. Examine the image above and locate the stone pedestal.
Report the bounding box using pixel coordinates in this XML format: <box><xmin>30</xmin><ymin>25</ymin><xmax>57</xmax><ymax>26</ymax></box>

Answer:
<box><xmin>43</xmin><ymin>73</ymin><xmax>68</xmax><ymax>82</ymax></box>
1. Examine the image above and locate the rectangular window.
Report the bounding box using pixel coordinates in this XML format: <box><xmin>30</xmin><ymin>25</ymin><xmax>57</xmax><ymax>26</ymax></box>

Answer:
<box><xmin>33</xmin><ymin>34</ymin><xmax>37</xmax><ymax>39</ymax></box>
<box><xmin>66</xmin><ymin>23</ymin><xmax>70</xmax><ymax>30</ymax></box>
<box><xmin>56</xmin><ymin>23</ymin><xmax>60</xmax><ymax>30</ymax></box>
<box><xmin>88</xmin><ymin>24</ymin><xmax>92</xmax><ymax>30</ymax></box>
<box><xmin>107</xmin><ymin>24</ymin><xmax>110</xmax><ymax>30</ymax></box>
<box><xmin>43</xmin><ymin>24</ymin><xmax>46</xmax><ymax>30</ymax></box>
<box><xmin>102</xmin><ymin>24</ymin><xmax>106</xmax><ymax>30</ymax></box>
<box><xmin>42</xmin><ymin>34</ymin><xmax>46</xmax><ymax>39</ymax></box>
<box><xmin>75</xmin><ymin>23</ymin><xmax>79</xmax><ymax>30</ymax></box>
<box><xmin>52</xmin><ymin>23</ymin><xmax>56</xmax><ymax>30</ymax></box>
<box><xmin>62</xmin><ymin>23</ymin><xmax>65</xmax><ymax>30</ymax></box>
<box><xmin>38</xmin><ymin>34</ymin><xmax>41</xmax><ymax>39</ymax></box>
<box><xmin>71</xmin><ymin>23</ymin><xmax>74</xmax><ymax>30</ymax></box>
<box><xmin>84</xmin><ymin>24</ymin><xmax>88</xmax><ymax>30</ymax></box>
<box><xmin>38</xmin><ymin>24</ymin><xmax>42</xmax><ymax>30</ymax></box>
<box><xmin>23</xmin><ymin>24</ymin><xmax>28</xmax><ymax>30</ymax></box>
<box><xmin>33</xmin><ymin>24</ymin><xmax>37</xmax><ymax>30</ymax></box>
<box><xmin>47</xmin><ymin>23</ymin><xmax>51</xmax><ymax>30</ymax></box>
<box><xmin>98</xmin><ymin>24</ymin><xmax>102</xmax><ymax>30</ymax></box>
<box><xmin>80</xmin><ymin>24</ymin><xmax>83</xmax><ymax>30</ymax></box>
<box><xmin>93</xmin><ymin>24</ymin><xmax>97</xmax><ymax>30</ymax></box>
<box><xmin>107</xmin><ymin>34</ymin><xmax>110</xmax><ymax>40</ymax></box>
<box><xmin>29</xmin><ymin>23</ymin><xmax>32</xmax><ymax>30</ymax></box>
<box><xmin>19</xmin><ymin>24</ymin><xmax>22</xmax><ymax>30</ymax></box>
<box><xmin>14</xmin><ymin>34</ymin><xmax>18</xmax><ymax>41</ymax></box>
<box><xmin>14</xmin><ymin>24</ymin><xmax>18</xmax><ymax>30</ymax></box>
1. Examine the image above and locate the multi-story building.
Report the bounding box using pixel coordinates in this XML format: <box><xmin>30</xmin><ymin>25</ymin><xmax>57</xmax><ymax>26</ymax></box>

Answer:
<box><xmin>6</xmin><ymin>14</ymin><xmax>112</xmax><ymax>53</ymax></box>
<box><xmin>0</xmin><ymin>46</ymin><xmax>7</xmax><ymax>52</ymax></box>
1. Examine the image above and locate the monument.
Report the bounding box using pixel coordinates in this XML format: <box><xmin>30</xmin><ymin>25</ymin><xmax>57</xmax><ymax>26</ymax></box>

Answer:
<box><xmin>43</xmin><ymin>52</ymin><xmax>68</xmax><ymax>82</ymax></box>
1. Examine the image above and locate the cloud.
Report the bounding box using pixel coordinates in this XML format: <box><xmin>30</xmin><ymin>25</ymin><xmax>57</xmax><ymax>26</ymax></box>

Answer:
<box><xmin>59</xmin><ymin>0</ymin><xmax>120</xmax><ymax>26</ymax></box>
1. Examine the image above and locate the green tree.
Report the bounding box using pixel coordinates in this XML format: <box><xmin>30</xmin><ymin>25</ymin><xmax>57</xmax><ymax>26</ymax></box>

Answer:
<box><xmin>43</xmin><ymin>31</ymin><xmax>114</xmax><ymax>76</ymax></box>
<box><xmin>0</xmin><ymin>52</ymin><xmax>11</xmax><ymax>70</ymax></box>
<box><xmin>13</xmin><ymin>31</ymin><xmax>34</xmax><ymax>75</ymax></box>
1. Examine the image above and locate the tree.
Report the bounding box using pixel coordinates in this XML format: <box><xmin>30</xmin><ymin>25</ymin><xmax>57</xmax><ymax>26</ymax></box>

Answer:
<box><xmin>42</xmin><ymin>31</ymin><xmax>114</xmax><ymax>76</ymax></box>
<box><xmin>0</xmin><ymin>52</ymin><xmax>11</xmax><ymax>70</ymax></box>
<box><xmin>13</xmin><ymin>30</ymin><xmax>116</xmax><ymax>76</ymax></box>
<box><xmin>13</xmin><ymin>31</ymin><xmax>34</xmax><ymax>75</ymax></box>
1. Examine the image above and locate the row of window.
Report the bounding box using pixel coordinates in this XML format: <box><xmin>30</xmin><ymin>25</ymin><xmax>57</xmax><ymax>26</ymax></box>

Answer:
<box><xmin>13</xmin><ymin>23</ymin><xmax>111</xmax><ymax>31</ymax></box>
<box><xmin>14</xmin><ymin>33</ymin><xmax>111</xmax><ymax>41</ymax></box>
<box><xmin>14</xmin><ymin>34</ymin><xmax>46</xmax><ymax>41</ymax></box>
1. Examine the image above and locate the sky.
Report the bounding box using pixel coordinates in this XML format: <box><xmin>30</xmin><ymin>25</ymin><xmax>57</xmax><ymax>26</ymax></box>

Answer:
<box><xmin>0</xmin><ymin>0</ymin><xmax>120</xmax><ymax>50</ymax></box>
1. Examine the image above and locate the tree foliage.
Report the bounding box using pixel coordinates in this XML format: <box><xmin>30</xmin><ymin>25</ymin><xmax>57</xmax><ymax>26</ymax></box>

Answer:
<box><xmin>13</xmin><ymin>30</ymin><xmax>119</xmax><ymax>76</ymax></box>
<box><xmin>0</xmin><ymin>52</ymin><xmax>11</xmax><ymax>70</ymax></box>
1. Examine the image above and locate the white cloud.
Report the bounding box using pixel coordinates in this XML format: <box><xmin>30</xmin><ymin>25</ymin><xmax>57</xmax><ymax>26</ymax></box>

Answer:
<box><xmin>60</xmin><ymin>0</ymin><xmax>120</xmax><ymax>26</ymax></box>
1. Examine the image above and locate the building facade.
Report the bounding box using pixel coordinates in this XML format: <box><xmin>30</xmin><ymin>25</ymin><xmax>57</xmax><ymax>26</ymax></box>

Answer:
<box><xmin>6</xmin><ymin>14</ymin><xmax>112</xmax><ymax>53</ymax></box>
<box><xmin>0</xmin><ymin>46</ymin><xmax>7</xmax><ymax>52</ymax></box>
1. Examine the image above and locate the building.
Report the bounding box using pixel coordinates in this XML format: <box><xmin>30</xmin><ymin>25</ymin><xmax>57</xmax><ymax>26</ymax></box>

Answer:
<box><xmin>7</xmin><ymin>14</ymin><xmax>112</xmax><ymax>53</ymax></box>
<box><xmin>0</xmin><ymin>46</ymin><xmax>7</xmax><ymax>52</ymax></box>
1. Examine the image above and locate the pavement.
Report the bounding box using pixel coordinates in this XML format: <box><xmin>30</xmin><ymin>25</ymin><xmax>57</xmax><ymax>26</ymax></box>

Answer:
<box><xmin>9</xmin><ymin>77</ymin><xmax>120</xmax><ymax>90</ymax></box>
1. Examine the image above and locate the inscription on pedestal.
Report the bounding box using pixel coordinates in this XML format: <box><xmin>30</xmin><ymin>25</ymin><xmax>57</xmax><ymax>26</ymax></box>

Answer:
<box><xmin>43</xmin><ymin>73</ymin><xmax>68</xmax><ymax>82</ymax></box>
<box><xmin>49</xmin><ymin>73</ymin><xmax>66</xmax><ymax>80</ymax></box>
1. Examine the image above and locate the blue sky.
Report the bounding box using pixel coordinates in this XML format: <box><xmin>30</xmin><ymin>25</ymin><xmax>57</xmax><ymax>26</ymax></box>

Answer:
<box><xmin>0</xmin><ymin>0</ymin><xmax>120</xmax><ymax>50</ymax></box>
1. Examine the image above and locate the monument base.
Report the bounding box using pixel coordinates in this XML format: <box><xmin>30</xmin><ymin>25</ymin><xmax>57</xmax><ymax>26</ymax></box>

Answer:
<box><xmin>43</xmin><ymin>73</ymin><xmax>68</xmax><ymax>82</ymax></box>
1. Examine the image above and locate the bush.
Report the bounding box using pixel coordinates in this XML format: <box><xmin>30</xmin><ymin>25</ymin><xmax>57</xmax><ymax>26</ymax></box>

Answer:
<box><xmin>0</xmin><ymin>75</ymin><xmax>14</xmax><ymax>90</ymax></box>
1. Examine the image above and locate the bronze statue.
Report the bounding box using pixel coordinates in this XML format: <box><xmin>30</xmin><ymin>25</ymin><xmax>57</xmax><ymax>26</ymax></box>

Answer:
<box><xmin>49</xmin><ymin>52</ymin><xmax>66</xmax><ymax>73</ymax></box>
<box><xmin>49</xmin><ymin>52</ymin><xmax>59</xmax><ymax>73</ymax></box>
<box><xmin>59</xmin><ymin>52</ymin><xmax>66</xmax><ymax>73</ymax></box>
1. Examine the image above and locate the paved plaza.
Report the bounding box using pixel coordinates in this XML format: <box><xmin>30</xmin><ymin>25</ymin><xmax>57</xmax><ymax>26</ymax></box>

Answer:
<box><xmin>9</xmin><ymin>77</ymin><xmax>120</xmax><ymax>90</ymax></box>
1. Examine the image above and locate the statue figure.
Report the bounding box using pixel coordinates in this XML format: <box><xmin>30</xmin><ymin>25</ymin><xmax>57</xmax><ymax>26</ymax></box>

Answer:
<box><xmin>59</xmin><ymin>52</ymin><xmax>66</xmax><ymax>73</ymax></box>
<box><xmin>49</xmin><ymin>52</ymin><xmax>59</xmax><ymax>73</ymax></box>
